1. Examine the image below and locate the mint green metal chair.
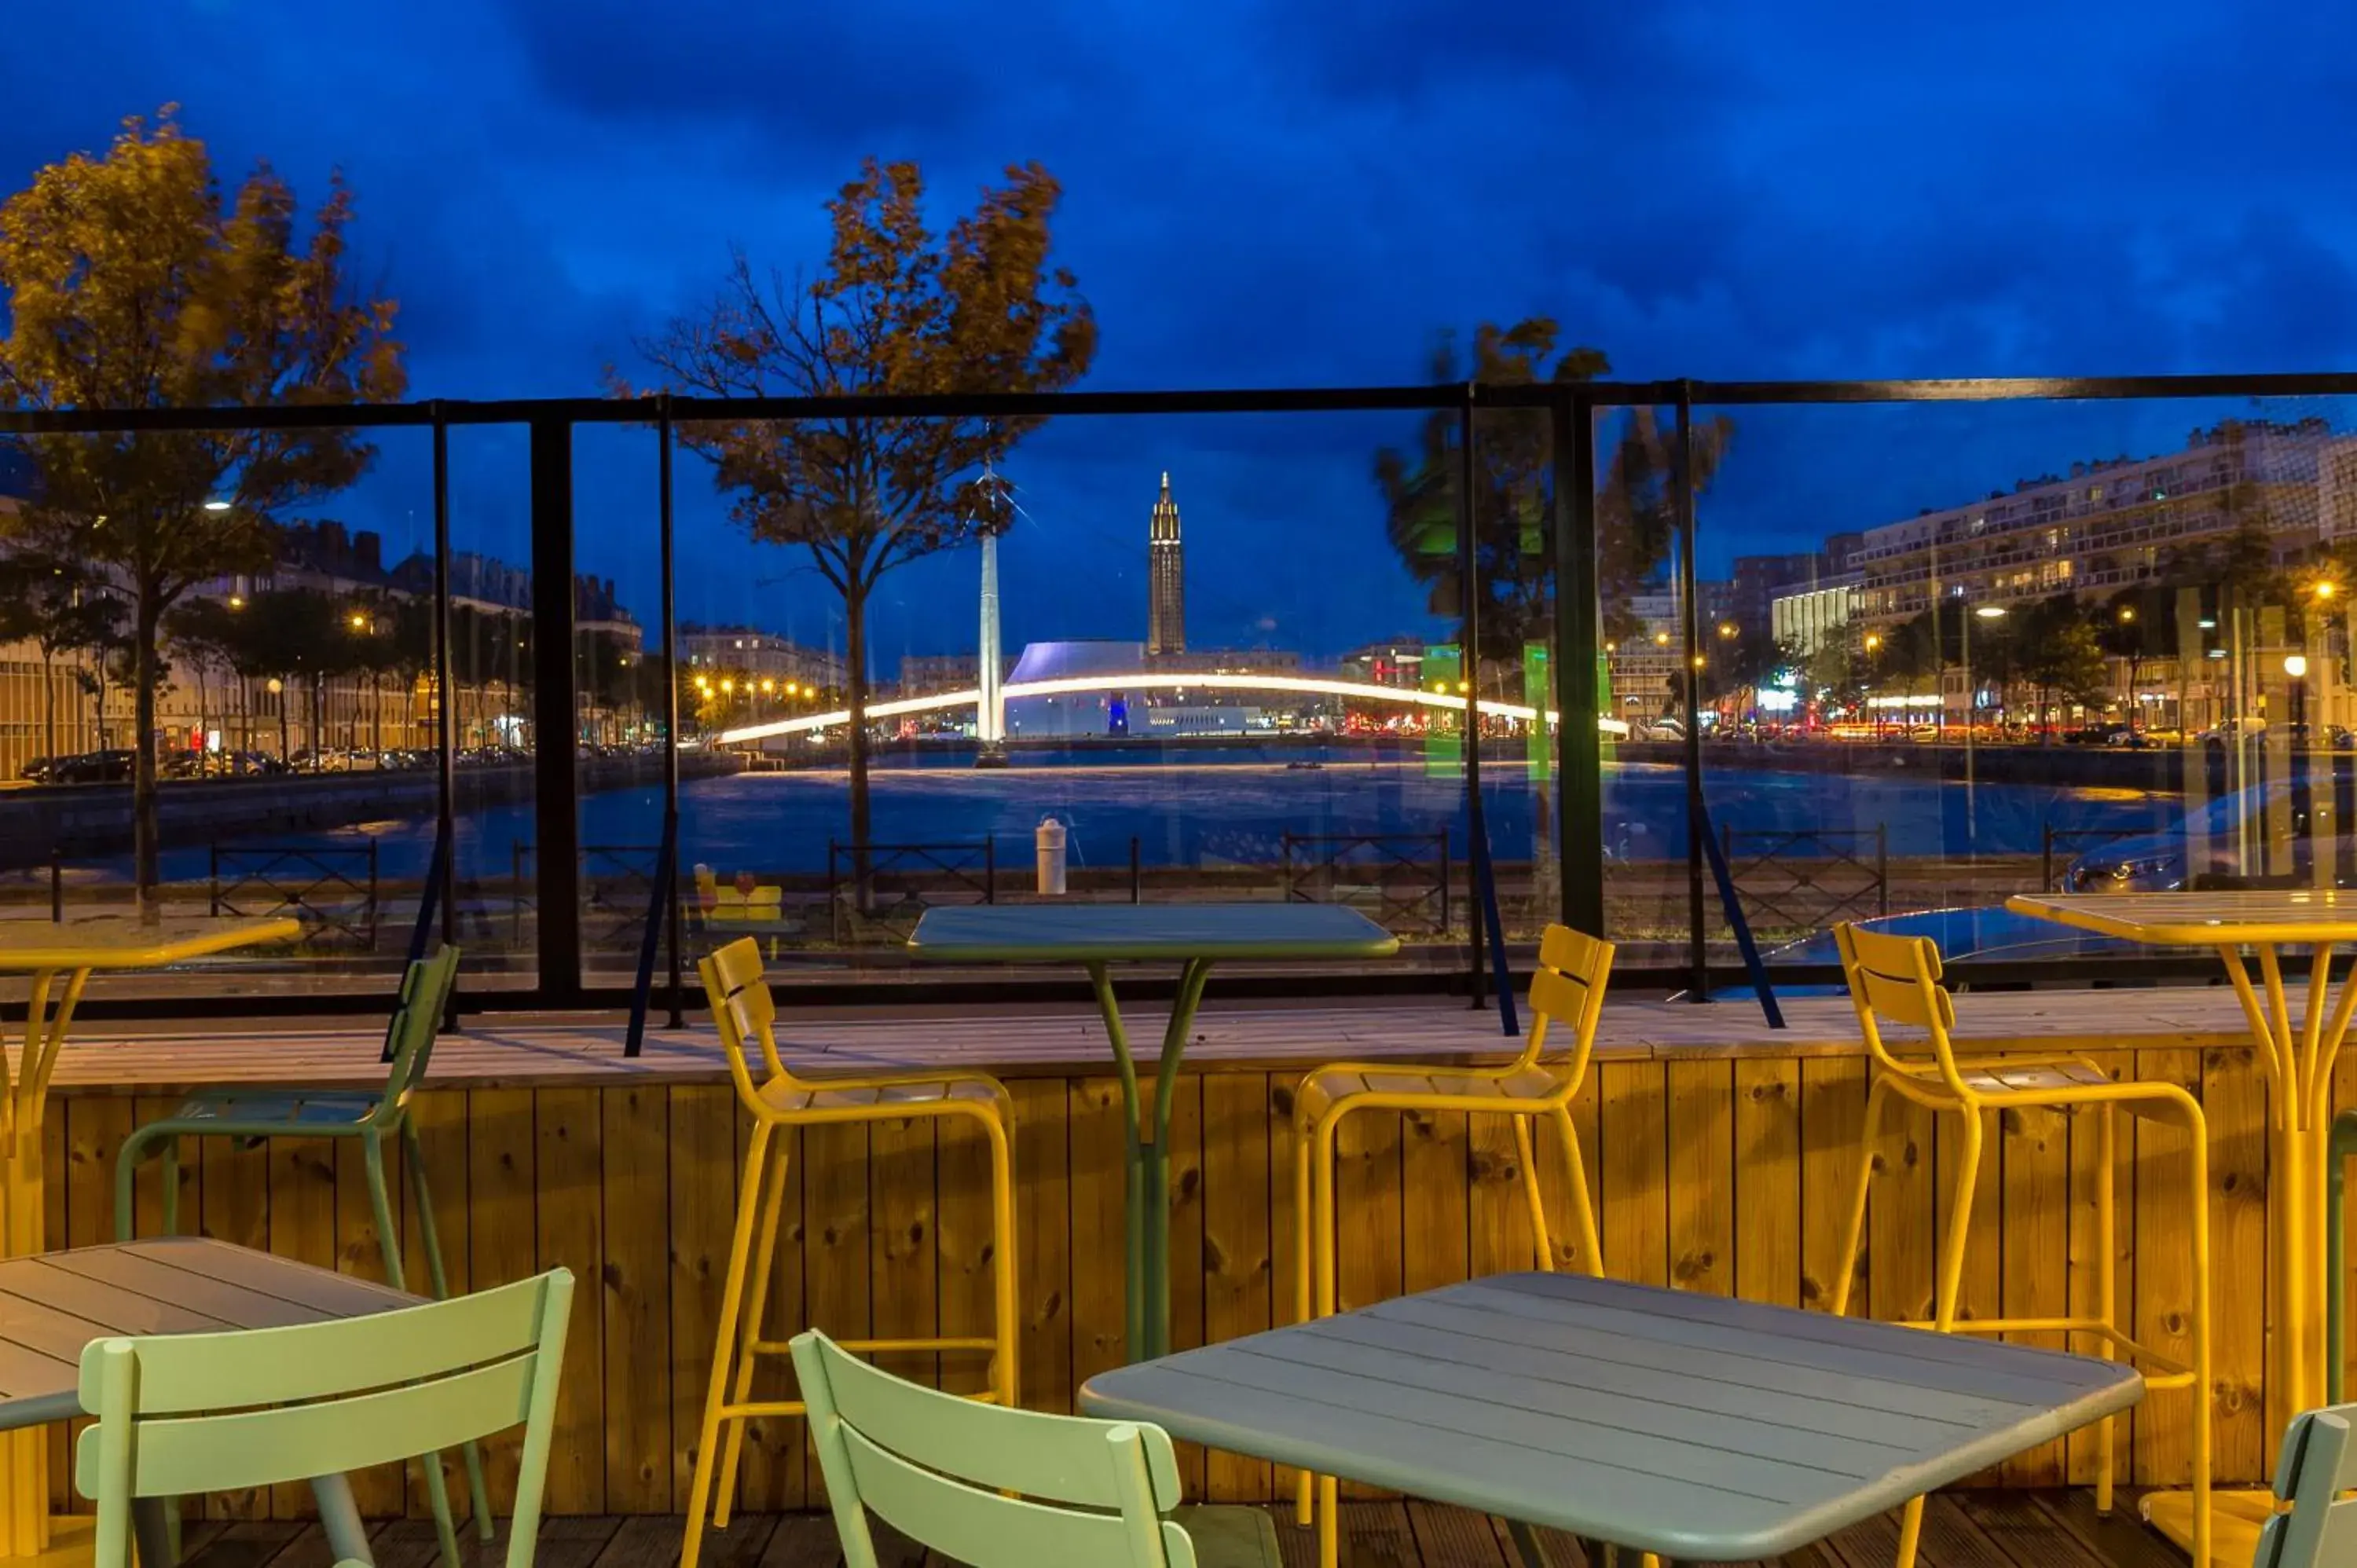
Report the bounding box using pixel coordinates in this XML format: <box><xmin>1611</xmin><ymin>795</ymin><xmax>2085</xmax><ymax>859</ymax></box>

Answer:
<box><xmin>112</xmin><ymin>944</ymin><xmax>493</xmax><ymax>1541</ymax></box>
<box><xmin>792</xmin><ymin>1329</ymin><xmax>1280</xmax><ymax>1568</ymax></box>
<box><xmin>77</xmin><ymin>1269</ymin><xmax>574</xmax><ymax>1568</ymax></box>
<box><xmin>2255</xmin><ymin>1402</ymin><xmax>2357</xmax><ymax>1566</ymax></box>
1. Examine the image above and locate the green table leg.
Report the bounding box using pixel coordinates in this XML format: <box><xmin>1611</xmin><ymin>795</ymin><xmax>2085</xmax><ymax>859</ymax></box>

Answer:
<box><xmin>1087</xmin><ymin>958</ymin><xmax>1215</xmax><ymax>1364</ymax></box>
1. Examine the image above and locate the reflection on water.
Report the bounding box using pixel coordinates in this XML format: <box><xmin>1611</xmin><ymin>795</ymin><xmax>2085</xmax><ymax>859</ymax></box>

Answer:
<box><xmin>133</xmin><ymin>748</ymin><xmax>2182</xmax><ymax>883</ymax></box>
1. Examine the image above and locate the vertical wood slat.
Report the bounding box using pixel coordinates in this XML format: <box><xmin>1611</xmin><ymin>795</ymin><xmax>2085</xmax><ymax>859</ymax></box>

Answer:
<box><xmin>2134</xmin><ymin>1048</ymin><xmax>2201</xmax><ymax>1486</ymax></box>
<box><xmin>199</xmin><ymin>1098</ymin><xmax>270</xmax><ymax>1522</ymax></box>
<box><xmin>1600</xmin><ymin>1061</ymin><xmax>1667</xmax><ymax>1288</ymax></box>
<box><xmin>1802</xmin><ymin>1057</ymin><xmax>1868</xmax><ymax>1315</ymax></box>
<box><xmin>405</xmin><ymin>1090</ymin><xmax>471</xmax><ymax>1522</ymax></box>
<box><xmin>2205</xmin><ymin>1043</ymin><xmax>2266</xmax><ymax>1482</ymax></box>
<box><xmin>801</xmin><ymin>1116</ymin><xmax>868</xmax><ymax>1505</ymax></box>
<box><xmin>1734</xmin><ymin>1059</ymin><xmax>1801</xmax><ymax>1308</ymax></box>
<box><xmin>1010</xmin><ymin>1079</ymin><xmax>1072</xmax><ymax>1426</ymax></box>
<box><xmin>1999</xmin><ymin>1101</ymin><xmax>2069</xmax><ymax>1487</ymax></box>
<box><xmin>1163</xmin><ymin>1076</ymin><xmax>1208</xmax><ymax>1497</ymax></box>
<box><xmin>1201</xmin><ymin>1072</ymin><xmax>1273</xmax><ymax>1504</ymax></box>
<box><xmin>934</xmin><ymin>1104</ymin><xmax>999</xmax><ymax>1402</ymax></box>
<box><xmin>732</xmin><ymin>1119</ymin><xmax>805</xmax><ymax>1513</ymax></box>
<box><xmin>666</xmin><ymin>1085</ymin><xmax>736</xmax><ymax>1512</ymax></box>
<box><xmin>1067</xmin><ymin>1077</ymin><xmax>1128</xmax><ymax>1403</ymax></box>
<box><xmin>2067</xmin><ymin>1051</ymin><xmax>2136</xmax><ymax>1488</ymax></box>
<box><xmin>535</xmin><ymin>1088</ymin><xmax>606</xmax><ymax>1516</ymax></box>
<box><xmin>266</xmin><ymin>1123</ymin><xmax>336</xmax><ymax>1521</ymax></box>
<box><xmin>1871</xmin><ymin>1083</ymin><xmax>1937</xmax><ymax>1328</ymax></box>
<box><xmin>333</xmin><ymin>1130</ymin><xmax>407</xmax><ymax>1519</ymax></box>
<box><xmin>1666</xmin><ymin>1060</ymin><xmax>1732</xmax><ymax>1295</ymax></box>
<box><xmin>867</xmin><ymin>1112</ymin><xmax>938</xmax><ymax>1390</ymax></box>
<box><xmin>467</xmin><ymin>1088</ymin><xmax>536</xmax><ymax>1515</ymax></box>
<box><xmin>1332</xmin><ymin>1099</ymin><xmax>1402</xmax><ymax>1500</ymax></box>
<box><xmin>601</xmin><ymin>1086</ymin><xmax>670</xmax><ymax>1511</ymax></box>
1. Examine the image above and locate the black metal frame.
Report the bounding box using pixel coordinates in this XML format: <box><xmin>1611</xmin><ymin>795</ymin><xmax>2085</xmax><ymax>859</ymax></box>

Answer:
<box><xmin>10</xmin><ymin>368</ymin><xmax>2357</xmax><ymax>1020</ymax></box>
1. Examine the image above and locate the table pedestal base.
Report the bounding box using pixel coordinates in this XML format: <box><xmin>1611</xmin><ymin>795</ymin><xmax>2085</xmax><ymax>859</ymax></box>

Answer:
<box><xmin>2142</xmin><ymin>1486</ymin><xmax>2269</xmax><ymax>1566</ymax></box>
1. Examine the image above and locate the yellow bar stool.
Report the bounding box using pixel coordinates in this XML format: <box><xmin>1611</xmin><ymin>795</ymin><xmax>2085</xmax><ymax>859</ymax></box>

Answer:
<box><xmin>1828</xmin><ymin>923</ymin><xmax>2211</xmax><ymax>1568</ymax></box>
<box><xmin>1290</xmin><ymin>923</ymin><xmax>1614</xmax><ymax>1568</ymax></box>
<box><xmin>683</xmin><ymin>938</ymin><xmax>1020</xmax><ymax>1568</ymax></box>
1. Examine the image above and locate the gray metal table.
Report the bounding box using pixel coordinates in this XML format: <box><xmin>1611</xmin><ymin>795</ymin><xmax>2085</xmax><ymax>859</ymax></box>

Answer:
<box><xmin>909</xmin><ymin>903</ymin><xmax>1398</xmax><ymax>1361</ymax></box>
<box><xmin>0</xmin><ymin>1236</ymin><xmax>426</xmax><ymax>1564</ymax></box>
<box><xmin>1080</xmin><ymin>1271</ymin><xmax>2143</xmax><ymax>1566</ymax></box>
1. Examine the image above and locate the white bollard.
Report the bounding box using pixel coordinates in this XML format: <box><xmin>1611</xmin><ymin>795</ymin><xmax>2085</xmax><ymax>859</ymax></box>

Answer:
<box><xmin>1035</xmin><ymin>815</ymin><xmax>1069</xmax><ymax>896</ymax></box>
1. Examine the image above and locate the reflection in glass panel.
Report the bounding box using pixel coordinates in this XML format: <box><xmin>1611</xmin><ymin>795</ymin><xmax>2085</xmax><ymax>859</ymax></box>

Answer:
<box><xmin>1688</xmin><ymin>396</ymin><xmax>2357</xmax><ymax>981</ymax></box>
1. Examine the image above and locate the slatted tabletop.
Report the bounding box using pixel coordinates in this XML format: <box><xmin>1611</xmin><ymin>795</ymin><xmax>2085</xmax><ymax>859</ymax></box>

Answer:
<box><xmin>2010</xmin><ymin>889</ymin><xmax>2357</xmax><ymax>947</ymax></box>
<box><xmin>1080</xmin><ymin>1271</ymin><xmax>2143</xmax><ymax>1562</ymax></box>
<box><xmin>907</xmin><ymin>903</ymin><xmax>1402</xmax><ymax>962</ymax></box>
<box><xmin>0</xmin><ymin>1237</ymin><xmax>422</xmax><ymax>1428</ymax></box>
<box><xmin>0</xmin><ymin>916</ymin><xmax>302</xmax><ymax>972</ymax></box>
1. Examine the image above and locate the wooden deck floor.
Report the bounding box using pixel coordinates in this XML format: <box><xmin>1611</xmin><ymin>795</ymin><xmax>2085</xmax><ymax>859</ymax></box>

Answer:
<box><xmin>38</xmin><ymin>983</ymin><xmax>2280</xmax><ymax>1090</ymax></box>
<box><xmin>145</xmin><ymin>1494</ymin><xmax>2189</xmax><ymax>1568</ymax></box>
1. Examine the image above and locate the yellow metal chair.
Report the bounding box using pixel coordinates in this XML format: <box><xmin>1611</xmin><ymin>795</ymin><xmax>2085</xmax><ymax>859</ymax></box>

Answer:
<box><xmin>1290</xmin><ymin>923</ymin><xmax>1614</xmax><ymax>1566</ymax></box>
<box><xmin>1829</xmin><ymin>922</ymin><xmax>2210</xmax><ymax>1568</ymax></box>
<box><xmin>683</xmin><ymin>937</ymin><xmax>1019</xmax><ymax>1568</ymax></box>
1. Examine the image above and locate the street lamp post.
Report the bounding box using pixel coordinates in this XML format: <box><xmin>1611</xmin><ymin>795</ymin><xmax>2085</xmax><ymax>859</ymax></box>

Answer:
<box><xmin>266</xmin><ymin>678</ymin><xmax>288</xmax><ymax>764</ymax></box>
<box><xmin>1963</xmin><ymin>603</ymin><xmax>2007</xmax><ymax>844</ymax></box>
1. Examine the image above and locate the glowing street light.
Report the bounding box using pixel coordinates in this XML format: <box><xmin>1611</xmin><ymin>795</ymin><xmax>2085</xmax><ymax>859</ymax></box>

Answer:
<box><xmin>2316</xmin><ymin>581</ymin><xmax>2341</xmax><ymax>602</ymax></box>
<box><xmin>1863</xmin><ymin>633</ymin><xmax>1882</xmax><ymax>652</ymax></box>
<box><xmin>228</xmin><ymin>595</ymin><xmax>245</xmax><ymax>610</ymax></box>
<box><xmin>1717</xmin><ymin>622</ymin><xmax>1739</xmax><ymax>639</ymax></box>
<box><xmin>2286</xmin><ymin>654</ymin><xmax>2311</xmax><ymax>679</ymax></box>
<box><xmin>1653</xmin><ymin>632</ymin><xmax>1670</xmax><ymax>646</ymax></box>
<box><xmin>348</xmin><ymin>612</ymin><xmax>368</xmax><ymax>631</ymax></box>
<box><xmin>1974</xmin><ymin>604</ymin><xmax>2008</xmax><ymax>621</ymax></box>
<box><xmin>202</xmin><ymin>499</ymin><xmax>231</xmax><ymax>513</ymax></box>
<box><xmin>2117</xmin><ymin>606</ymin><xmax>2137</xmax><ymax>623</ymax></box>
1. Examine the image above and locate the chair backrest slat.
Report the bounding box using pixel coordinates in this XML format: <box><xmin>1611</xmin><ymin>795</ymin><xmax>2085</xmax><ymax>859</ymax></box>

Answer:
<box><xmin>838</xmin><ymin>1423</ymin><xmax>1195</xmax><ymax>1568</ymax></box>
<box><xmin>1835</xmin><ymin>923</ymin><xmax>1963</xmax><ymax>1086</ymax></box>
<box><xmin>811</xmin><ymin>1327</ymin><xmax>1182</xmax><ymax>1506</ymax></box>
<box><xmin>78</xmin><ymin>1350</ymin><xmax>533</xmax><ymax>1498</ymax></box>
<box><xmin>380</xmin><ymin>944</ymin><xmax>462</xmax><ymax>1114</ymax></box>
<box><xmin>75</xmin><ymin>1269</ymin><xmax>572</xmax><ymax>1568</ymax></box>
<box><xmin>1524</xmin><ymin>923</ymin><xmax>1615</xmax><ymax>1083</ymax></box>
<box><xmin>79</xmin><ymin>1266</ymin><xmax>555</xmax><ymax>1413</ymax></box>
<box><xmin>699</xmin><ymin>939</ymin><xmax>794</xmax><ymax>1101</ymax></box>
<box><xmin>793</xmin><ymin>1330</ymin><xmax>1195</xmax><ymax>1568</ymax></box>
<box><xmin>2258</xmin><ymin>1405</ymin><xmax>2357</xmax><ymax>1567</ymax></box>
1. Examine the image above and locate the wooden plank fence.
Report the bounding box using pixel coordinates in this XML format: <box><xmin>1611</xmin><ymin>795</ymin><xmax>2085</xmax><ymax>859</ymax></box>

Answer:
<box><xmin>38</xmin><ymin>1042</ymin><xmax>2312</xmax><ymax>1518</ymax></box>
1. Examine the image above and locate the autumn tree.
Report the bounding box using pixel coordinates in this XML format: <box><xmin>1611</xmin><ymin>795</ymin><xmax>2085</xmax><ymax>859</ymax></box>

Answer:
<box><xmin>1375</xmin><ymin>319</ymin><xmax>1735</xmax><ymax>676</ymax></box>
<box><xmin>0</xmin><ymin>112</ymin><xmax>403</xmax><ymax>892</ymax></box>
<box><xmin>635</xmin><ymin>158</ymin><xmax>1094</xmax><ymax>849</ymax></box>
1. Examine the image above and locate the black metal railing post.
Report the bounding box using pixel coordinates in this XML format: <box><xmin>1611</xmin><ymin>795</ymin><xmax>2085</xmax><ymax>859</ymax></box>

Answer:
<box><xmin>1552</xmin><ymin>387</ymin><xmax>1604</xmax><ymax>937</ymax></box>
<box><xmin>1876</xmin><ymin>823</ymin><xmax>1890</xmax><ymax>918</ymax></box>
<box><xmin>1130</xmin><ymin>836</ymin><xmax>1142</xmax><ymax>903</ymax></box>
<box><xmin>365</xmin><ymin>838</ymin><xmax>381</xmax><ymax>952</ymax></box>
<box><xmin>529</xmin><ymin>416</ymin><xmax>582</xmax><ymax>1001</ymax></box>
<box><xmin>2042</xmin><ymin>822</ymin><xmax>2056</xmax><ymax>893</ymax></box>
<box><xmin>208</xmin><ymin>844</ymin><xmax>221</xmax><ymax>918</ymax></box>
<box><xmin>1675</xmin><ymin>383</ymin><xmax>1707</xmax><ymax>1003</ymax></box>
<box><xmin>658</xmin><ymin>396</ymin><xmax>684</xmax><ymax>1030</ymax></box>
<box><xmin>49</xmin><ymin>848</ymin><xmax>62</xmax><ymax>923</ymax></box>
<box><xmin>984</xmin><ymin>837</ymin><xmax>996</xmax><ymax>904</ymax></box>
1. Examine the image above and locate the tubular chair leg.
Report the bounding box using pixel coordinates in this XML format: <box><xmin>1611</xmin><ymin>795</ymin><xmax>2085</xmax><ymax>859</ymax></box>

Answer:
<box><xmin>1827</xmin><ymin>1075</ymin><xmax>1890</xmax><ymax>1317</ymax></box>
<box><xmin>2187</xmin><ymin>1117</ymin><xmax>2212</xmax><ymax>1568</ymax></box>
<box><xmin>682</xmin><ymin>1123</ymin><xmax>772</xmax><ymax>1568</ymax></box>
<box><xmin>404</xmin><ymin>1122</ymin><xmax>495</xmax><ymax>1541</ymax></box>
<box><xmin>714</xmin><ymin>1125</ymin><xmax>793</xmax><ymax>1529</ymax></box>
<box><xmin>1513</xmin><ymin>1116</ymin><xmax>1556</xmax><ymax>1271</ymax></box>
<box><xmin>983</xmin><ymin>1112</ymin><xmax>1021</xmax><ymax>1408</ymax></box>
<box><xmin>1550</xmin><ymin>1105</ymin><xmax>1602</xmax><ymax>1277</ymax></box>
<box><xmin>2094</xmin><ymin>1101</ymin><xmax>2118</xmax><ymax>1516</ymax></box>
<box><xmin>1292</xmin><ymin>1124</ymin><xmax>1316</xmax><ymax>1528</ymax></box>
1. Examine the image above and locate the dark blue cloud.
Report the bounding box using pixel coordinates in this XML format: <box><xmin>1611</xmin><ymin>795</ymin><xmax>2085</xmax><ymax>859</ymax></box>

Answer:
<box><xmin>5</xmin><ymin>0</ymin><xmax>2356</xmax><ymax>656</ymax></box>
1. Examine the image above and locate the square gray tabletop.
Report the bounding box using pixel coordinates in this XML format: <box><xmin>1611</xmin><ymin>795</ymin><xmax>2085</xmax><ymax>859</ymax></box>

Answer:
<box><xmin>1079</xmin><ymin>1271</ymin><xmax>2143</xmax><ymax>1562</ymax></box>
<box><xmin>0</xmin><ymin>1237</ymin><xmax>424</xmax><ymax>1428</ymax></box>
<box><xmin>907</xmin><ymin>903</ymin><xmax>1400</xmax><ymax>963</ymax></box>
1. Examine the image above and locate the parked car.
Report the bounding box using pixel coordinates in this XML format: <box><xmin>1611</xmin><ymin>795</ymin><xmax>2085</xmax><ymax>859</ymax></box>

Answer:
<box><xmin>44</xmin><ymin>749</ymin><xmax>137</xmax><ymax>785</ymax></box>
<box><xmin>2061</xmin><ymin>780</ymin><xmax>2348</xmax><ymax>892</ymax></box>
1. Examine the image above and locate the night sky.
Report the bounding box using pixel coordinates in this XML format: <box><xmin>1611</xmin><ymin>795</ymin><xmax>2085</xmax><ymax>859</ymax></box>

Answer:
<box><xmin>5</xmin><ymin>2</ymin><xmax>2355</xmax><ymax>667</ymax></box>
